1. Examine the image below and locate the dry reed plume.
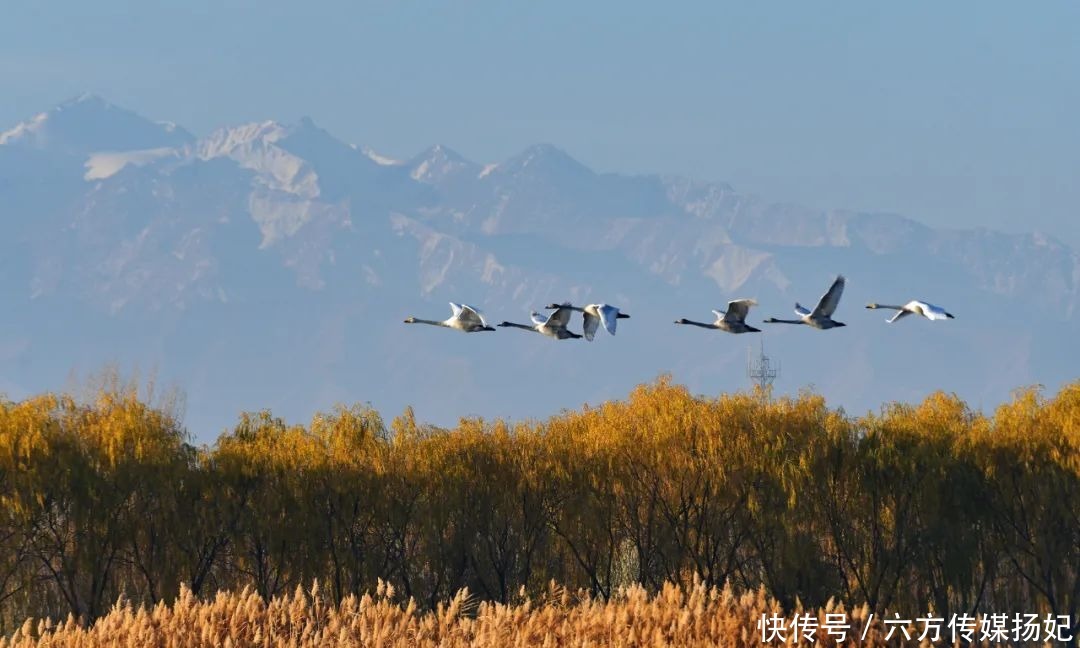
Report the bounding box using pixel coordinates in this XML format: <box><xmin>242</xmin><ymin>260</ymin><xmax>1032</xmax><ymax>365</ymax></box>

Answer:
<box><xmin>1</xmin><ymin>580</ymin><xmax>1007</xmax><ymax>648</ymax></box>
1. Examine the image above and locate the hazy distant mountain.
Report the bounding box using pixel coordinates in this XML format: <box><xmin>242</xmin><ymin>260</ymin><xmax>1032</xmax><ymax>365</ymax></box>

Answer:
<box><xmin>0</xmin><ymin>93</ymin><xmax>193</xmax><ymax>156</ymax></box>
<box><xmin>1</xmin><ymin>96</ymin><xmax>1076</xmax><ymax>439</ymax></box>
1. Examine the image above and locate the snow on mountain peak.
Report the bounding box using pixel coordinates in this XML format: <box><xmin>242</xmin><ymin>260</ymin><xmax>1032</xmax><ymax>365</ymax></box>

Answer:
<box><xmin>0</xmin><ymin>112</ymin><xmax>49</xmax><ymax>146</ymax></box>
<box><xmin>361</xmin><ymin>146</ymin><xmax>403</xmax><ymax>166</ymax></box>
<box><xmin>409</xmin><ymin>144</ymin><xmax>477</xmax><ymax>183</ymax></box>
<box><xmin>197</xmin><ymin>121</ymin><xmax>287</xmax><ymax>157</ymax></box>
<box><xmin>83</xmin><ymin>147</ymin><xmax>181</xmax><ymax>181</ymax></box>
<box><xmin>66</xmin><ymin>92</ymin><xmax>107</xmax><ymax>105</ymax></box>
<box><xmin>0</xmin><ymin>94</ymin><xmax>193</xmax><ymax>154</ymax></box>
<box><xmin>502</xmin><ymin>143</ymin><xmax>593</xmax><ymax>179</ymax></box>
<box><xmin>196</xmin><ymin>121</ymin><xmax>318</xmax><ymax>198</ymax></box>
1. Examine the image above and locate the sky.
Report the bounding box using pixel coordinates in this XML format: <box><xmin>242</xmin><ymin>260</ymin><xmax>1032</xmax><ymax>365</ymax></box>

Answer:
<box><xmin>2</xmin><ymin>0</ymin><xmax>1078</xmax><ymax>246</ymax></box>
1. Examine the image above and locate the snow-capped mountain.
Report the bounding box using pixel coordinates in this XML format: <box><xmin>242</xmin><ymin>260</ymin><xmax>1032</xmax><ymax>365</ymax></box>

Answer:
<box><xmin>1</xmin><ymin>93</ymin><xmax>192</xmax><ymax>155</ymax></box>
<box><xmin>1</xmin><ymin>96</ymin><xmax>1076</xmax><ymax>438</ymax></box>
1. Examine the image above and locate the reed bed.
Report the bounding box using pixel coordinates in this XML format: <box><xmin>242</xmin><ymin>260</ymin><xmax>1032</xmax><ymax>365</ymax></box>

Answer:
<box><xmin>1</xmin><ymin>580</ymin><xmax>1010</xmax><ymax>648</ymax></box>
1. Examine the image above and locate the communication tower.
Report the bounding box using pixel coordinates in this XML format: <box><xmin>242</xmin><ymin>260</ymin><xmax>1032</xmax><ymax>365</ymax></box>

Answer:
<box><xmin>747</xmin><ymin>340</ymin><xmax>780</xmax><ymax>391</ymax></box>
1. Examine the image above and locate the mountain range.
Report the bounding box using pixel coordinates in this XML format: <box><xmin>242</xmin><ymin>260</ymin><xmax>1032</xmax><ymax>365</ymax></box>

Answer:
<box><xmin>1</xmin><ymin>94</ymin><xmax>1076</xmax><ymax>439</ymax></box>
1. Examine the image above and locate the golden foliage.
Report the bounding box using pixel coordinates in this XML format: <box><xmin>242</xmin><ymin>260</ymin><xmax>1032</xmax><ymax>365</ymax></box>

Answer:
<box><xmin>0</xmin><ymin>376</ymin><xmax>1078</xmax><ymax>636</ymax></box>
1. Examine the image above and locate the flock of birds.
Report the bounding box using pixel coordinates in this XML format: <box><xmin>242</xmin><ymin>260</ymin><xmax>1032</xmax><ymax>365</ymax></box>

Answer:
<box><xmin>403</xmin><ymin>275</ymin><xmax>956</xmax><ymax>340</ymax></box>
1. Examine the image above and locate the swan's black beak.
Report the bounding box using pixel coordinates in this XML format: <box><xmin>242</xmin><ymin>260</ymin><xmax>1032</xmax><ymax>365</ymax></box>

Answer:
<box><xmin>617</xmin><ymin>313</ymin><xmax>630</xmax><ymax>319</ymax></box>
<box><xmin>946</xmin><ymin>313</ymin><xmax>955</xmax><ymax>319</ymax></box>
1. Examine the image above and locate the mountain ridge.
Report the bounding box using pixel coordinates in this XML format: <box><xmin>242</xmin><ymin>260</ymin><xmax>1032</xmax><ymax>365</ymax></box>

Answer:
<box><xmin>1</xmin><ymin>95</ymin><xmax>1076</xmax><ymax>437</ymax></box>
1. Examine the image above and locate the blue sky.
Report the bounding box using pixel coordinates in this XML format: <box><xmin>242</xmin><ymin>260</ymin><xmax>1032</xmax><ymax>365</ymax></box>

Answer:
<box><xmin>3</xmin><ymin>0</ymin><xmax>1078</xmax><ymax>245</ymax></box>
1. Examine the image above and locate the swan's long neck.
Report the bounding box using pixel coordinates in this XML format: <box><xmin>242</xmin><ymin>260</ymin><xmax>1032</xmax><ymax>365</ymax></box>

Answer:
<box><xmin>410</xmin><ymin>318</ymin><xmax>447</xmax><ymax>327</ymax></box>
<box><xmin>869</xmin><ymin>304</ymin><xmax>906</xmax><ymax>311</ymax></box>
<box><xmin>769</xmin><ymin>318</ymin><xmax>805</xmax><ymax>324</ymax></box>
<box><xmin>677</xmin><ymin>319</ymin><xmax>717</xmax><ymax>329</ymax></box>
<box><xmin>501</xmin><ymin>322</ymin><xmax>537</xmax><ymax>331</ymax></box>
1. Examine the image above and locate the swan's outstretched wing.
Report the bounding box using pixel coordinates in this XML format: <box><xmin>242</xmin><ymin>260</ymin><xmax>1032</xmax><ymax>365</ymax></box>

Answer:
<box><xmin>595</xmin><ymin>304</ymin><xmax>620</xmax><ymax>336</ymax></box>
<box><xmin>581</xmin><ymin>311</ymin><xmax>600</xmax><ymax>341</ymax></box>
<box><xmin>794</xmin><ymin>303</ymin><xmax>812</xmax><ymax>317</ymax></box>
<box><xmin>811</xmin><ymin>276</ymin><xmax>845</xmax><ymax>318</ymax></box>
<box><xmin>887</xmin><ymin>310</ymin><xmax>912</xmax><ymax>323</ymax></box>
<box><xmin>458</xmin><ymin>303</ymin><xmax>488</xmax><ymax>326</ymax></box>
<box><xmin>723</xmin><ymin>299</ymin><xmax>756</xmax><ymax>324</ymax></box>
<box><xmin>913</xmin><ymin>301</ymin><xmax>951</xmax><ymax>321</ymax></box>
<box><xmin>544</xmin><ymin>306</ymin><xmax>573</xmax><ymax>328</ymax></box>
<box><xmin>448</xmin><ymin>302</ymin><xmax>464</xmax><ymax>319</ymax></box>
<box><xmin>530</xmin><ymin>311</ymin><xmax>547</xmax><ymax>326</ymax></box>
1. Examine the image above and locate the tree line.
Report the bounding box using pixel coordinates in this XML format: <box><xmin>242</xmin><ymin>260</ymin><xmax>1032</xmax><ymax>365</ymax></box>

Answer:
<box><xmin>0</xmin><ymin>376</ymin><xmax>1077</xmax><ymax>630</ymax></box>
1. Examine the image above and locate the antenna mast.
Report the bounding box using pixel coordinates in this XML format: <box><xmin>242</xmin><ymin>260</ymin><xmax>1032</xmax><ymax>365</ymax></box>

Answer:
<box><xmin>747</xmin><ymin>340</ymin><xmax>780</xmax><ymax>391</ymax></box>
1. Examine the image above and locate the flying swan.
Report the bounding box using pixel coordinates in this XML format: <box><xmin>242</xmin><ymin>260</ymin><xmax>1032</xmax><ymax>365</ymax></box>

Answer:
<box><xmin>674</xmin><ymin>299</ymin><xmax>761</xmax><ymax>334</ymax></box>
<box><xmin>866</xmin><ymin>300</ymin><xmax>955</xmax><ymax>323</ymax></box>
<box><xmin>404</xmin><ymin>302</ymin><xmax>496</xmax><ymax>332</ymax></box>
<box><xmin>764</xmin><ymin>275</ymin><xmax>847</xmax><ymax>329</ymax></box>
<box><xmin>544</xmin><ymin>303</ymin><xmax>630</xmax><ymax>341</ymax></box>
<box><xmin>498</xmin><ymin>305</ymin><xmax>582</xmax><ymax>340</ymax></box>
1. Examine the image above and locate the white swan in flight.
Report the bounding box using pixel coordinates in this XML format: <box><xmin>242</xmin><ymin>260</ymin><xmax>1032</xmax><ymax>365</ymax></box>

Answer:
<box><xmin>866</xmin><ymin>300</ymin><xmax>955</xmax><ymax>323</ymax></box>
<box><xmin>404</xmin><ymin>302</ymin><xmax>495</xmax><ymax>332</ymax></box>
<box><xmin>674</xmin><ymin>299</ymin><xmax>761</xmax><ymax>334</ymax></box>
<box><xmin>498</xmin><ymin>305</ymin><xmax>582</xmax><ymax>340</ymax></box>
<box><xmin>764</xmin><ymin>276</ymin><xmax>847</xmax><ymax>329</ymax></box>
<box><xmin>544</xmin><ymin>303</ymin><xmax>629</xmax><ymax>341</ymax></box>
